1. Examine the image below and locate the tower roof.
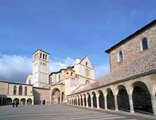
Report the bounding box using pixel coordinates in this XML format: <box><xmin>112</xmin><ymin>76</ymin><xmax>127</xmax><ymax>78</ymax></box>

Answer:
<box><xmin>33</xmin><ymin>49</ymin><xmax>50</xmax><ymax>55</ymax></box>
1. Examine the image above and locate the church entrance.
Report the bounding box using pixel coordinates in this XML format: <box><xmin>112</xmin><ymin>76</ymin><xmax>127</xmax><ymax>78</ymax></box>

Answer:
<box><xmin>51</xmin><ymin>88</ymin><xmax>60</xmax><ymax>104</ymax></box>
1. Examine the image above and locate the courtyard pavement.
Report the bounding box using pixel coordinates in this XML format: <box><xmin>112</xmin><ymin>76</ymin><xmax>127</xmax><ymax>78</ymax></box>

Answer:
<box><xmin>0</xmin><ymin>104</ymin><xmax>155</xmax><ymax>120</ymax></box>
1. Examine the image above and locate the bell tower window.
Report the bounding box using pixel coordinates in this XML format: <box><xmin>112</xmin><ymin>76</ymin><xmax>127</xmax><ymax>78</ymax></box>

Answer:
<box><xmin>40</xmin><ymin>53</ymin><xmax>42</xmax><ymax>58</ymax></box>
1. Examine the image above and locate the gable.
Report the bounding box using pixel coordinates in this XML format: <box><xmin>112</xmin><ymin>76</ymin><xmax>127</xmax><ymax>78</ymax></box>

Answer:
<box><xmin>80</xmin><ymin>55</ymin><xmax>94</xmax><ymax>69</ymax></box>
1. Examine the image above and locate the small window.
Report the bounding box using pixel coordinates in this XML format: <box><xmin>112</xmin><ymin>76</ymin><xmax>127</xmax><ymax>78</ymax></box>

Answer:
<box><xmin>118</xmin><ymin>51</ymin><xmax>123</xmax><ymax>62</ymax></box>
<box><xmin>67</xmin><ymin>72</ymin><xmax>68</xmax><ymax>75</ymax></box>
<box><xmin>86</xmin><ymin>62</ymin><xmax>88</xmax><ymax>66</ymax></box>
<box><xmin>142</xmin><ymin>37</ymin><xmax>148</xmax><ymax>51</ymax></box>
<box><xmin>25</xmin><ymin>87</ymin><xmax>27</xmax><ymax>95</ymax></box>
<box><xmin>29</xmin><ymin>80</ymin><xmax>31</xmax><ymax>85</ymax></box>
<box><xmin>13</xmin><ymin>85</ymin><xmax>16</xmax><ymax>95</ymax></box>
<box><xmin>45</xmin><ymin>55</ymin><xmax>47</xmax><ymax>60</ymax></box>
<box><xmin>58</xmin><ymin>74</ymin><xmax>60</xmax><ymax>81</ymax></box>
<box><xmin>19</xmin><ymin>86</ymin><xmax>22</xmax><ymax>95</ymax></box>
<box><xmin>71</xmin><ymin>72</ymin><xmax>73</xmax><ymax>76</ymax></box>
<box><xmin>40</xmin><ymin>53</ymin><xmax>42</xmax><ymax>58</ymax></box>
<box><xmin>43</xmin><ymin>54</ymin><xmax>45</xmax><ymax>59</ymax></box>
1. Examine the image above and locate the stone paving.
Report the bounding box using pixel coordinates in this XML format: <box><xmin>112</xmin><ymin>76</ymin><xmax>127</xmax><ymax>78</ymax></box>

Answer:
<box><xmin>0</xmin><ymin>104</ymin><xmax>155</xmax><ymax>120</ymax></box>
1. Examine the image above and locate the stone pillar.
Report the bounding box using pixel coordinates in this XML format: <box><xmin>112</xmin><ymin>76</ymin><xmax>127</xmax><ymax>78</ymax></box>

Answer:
<box><xmin>0</xmin><ymin>97</ymin><xmax>1</xmax><ymax>106</ymax></box>
<box><xmin>82</xmin><ymin>97</ymin><xmax>85</xmax><ymax>107</ymax></box>
<box><xmin>60</xmin><ymin>93</ymin><xmax>62</xmax><ymax>104</ymax></box>
<box><xmin>1</xmin><ymin>97</ymin><xmax>3</xmax><ymax>105</ymax></box>
<box><xmin>91</xmin><ymin>95</ymin><xmax>93</xmax><ymax>108</ymax></box>
<box><xmin>81</xmin><ymin>98</ymin><xmax>83</xmax><ymax>107</ymax></box>
<box><xmin>1</xmin><ymin>97</ymin><xmax>3</xmax><ymax>106</ymax></box>
<box><xmin>128</xmin><ymin>94</ymin><xmax>134</xmax><ymax>113</ymax></box>
<box><xmin>25</xmin><ymin>100</ymin><xmax>27</xmax><ymax>105</ymax></box>
<box><xmin>32</xmin><ymin>99</ymin><xmax>34</xmax><ymax>105</ymax></box>
<box><xmin>104</xmin><ymin>95</ymin><xmax>107</xmax><ymax>110</ymax></box>
<box><xmin>86</xmin><ymin>96</ymin><xmax>88</xmax><ymax>107</ymax></box>
<box><xmin>114</xmin><ymin>95</ymin><xmax>118</xmax><ymax>111</ymax></box>
<box><xmin>150</xmin><ymin>93</ymin><xmax>156</xmax><ymax>116</ymax></box>
<box><xmin>77</xmin><ymin>97</ymin><xmax>79</xmax><ymax>106</ymax></box>
<box><xmin>96</xmin><ymin>96</ymin><xmax>100</xmax><ymax>109</ymax></box>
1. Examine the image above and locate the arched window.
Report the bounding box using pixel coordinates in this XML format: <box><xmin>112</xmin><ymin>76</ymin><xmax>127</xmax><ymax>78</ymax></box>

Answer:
<box><xmin>71</xmin><ymin>72</ymin><xmax>73</xmax><ymax>76</ymax></box>
<box><xmin>13</xmin><ymin>86</ymin><xmax>16</xmax><ymax>95</ymax></box>
<box><xmin>40</xmin><ymin>53</ymin><xmax>42</xmax><ymax>58</ymax></box>
<box><xmin>25</xmin><ymin>87</ymin><xmax>27</xmax><ymax>95</ymax></box>
<box><xmin>58</xmin><ymin>74</ymin><xmax>60</xmax><ymax>81</ymax></box>
<box><xmin>19</xmin><ymin>86</ymin><xmax>23</xmax><ymax>95</ymax></box>
<box><xmin>29</xmin><ymin>80</ymin><xmax>31</xmax><ymax>85</ymax></box>
<box><xmin>45</xmin><ymin>55</ymin><xmax>47</xmax><ymax>60</ymax></box>
<box><xmin>142</xmin><ymin>37</ymin><xmax>148</xmax><ymax>51</ymax></box>
<box><xmin>86</xmin><ymin>62</ymin><xmax>88</xmax><ymax>66</ymax></box>
<box><xmin>119</xmin><ymin>51</ymin><xmax>123</xmax><ymax>62</ymax></box>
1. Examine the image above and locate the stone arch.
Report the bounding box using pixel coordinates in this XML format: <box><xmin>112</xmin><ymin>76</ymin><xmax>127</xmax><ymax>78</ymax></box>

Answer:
<box><xmin>14</xmin><ymin>98</ymin><xmax>19</xmax><ymax>103</ymax></box>
<box><xmin>72</xmin><ymin>99</ymin><xmax>74</xmax><ymax>105</ymax></box>
<box><xmin>106</xmin><ymin>88</ymin><xmax>115</xmax><ymax>110</ymax></box>
<box><xmin>98</xmin><ymin>90</ymin><xmax>105</xmax><ymax>109</ymax></box>
<box><xmin>85</xmin><ymin>80</ymin><xmax>90</xmax><ymax>85</ymax></box>
<box><xmin>73</xmin><ymin>98</ymin><xmax>75</xmax><ymax>105</ymax></box>
<box><xmin>42</xmin><ymin>99</ymin><xmax>46</xmax><ymax>105</ymax></box>
<box><xmin>0</xmin><ymin>97</ymin><xmax>2</xmax><ymax>106</ymax></box>
<box><xmin>74</xmin><ymin>98</ymin><xmax>76</xmax><ymax>105</ymax></box>
<box><xmin>21</xmin><ymin>98</ymin><xmax>26</xmax><ymax>105</ymax></box>
<box><xmin>5</xmin><ymin>98</ymin><xmax>12</xmax><ymax>105</ymax></box>
<box><xmin>78</xmin><ymin>95</ymin><xmax>80</xmax><ymax>106</ymax></box>
<box><xmin>117</xmin><ymin>85</ymin><xmax>130</xmax><ymax>111</ymax></box>
<box><xmin>74</xmin><ymin>96</ymin><xmax>77</xmax><ymax>105</ymax></box>
<box><xmin>51</xmin><ymin>88</ymin><xmax>61</xmax><ymax>104</ymax></box>
<box><xmin>80</xmin><ymin>94</ymin><xmax>83</xmax><ymax>106</ymax></box>
<box><xmin>87</xmin><ymin>93</ymin><xmax>91</xmax><ymax>107</ymax></box>
<box><xmin>132</xmin><ymin>81</ymin><xmax>152</xmax><ymax>114</ymax></box>
<box><xmin>27</xmin><ymin>98</ymin><xmax>32</xmax><ymax>105</ymax></box>
<box><xmin>83</xmin><ymin>94</ymin><xmax>86</xmax><ymax>107</ymax></box>
<box><xmin>91</xmin><ymin>91</ymin><xmax>97</xmax><ymax>108</ymax></box>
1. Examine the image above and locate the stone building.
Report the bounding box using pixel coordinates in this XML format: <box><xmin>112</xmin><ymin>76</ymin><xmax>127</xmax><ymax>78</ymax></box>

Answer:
<box><xmin>0</xmin><ymin>50</ymin><xmax>95</xmax><ymax>105</ymax></box>
<box><xmin>67</xmin><ymin>19</ymin><xmax>156</xmax><ymax>116</ymax></box>
<box><xmin>0</xmin><ymin>81</ymin><xmax>34</xmax><ymax>106</ymax></box>
<box><xmin>1</xmin><ymin>19</ymin><xmax>156</xmax><ymax>116</ymax></box>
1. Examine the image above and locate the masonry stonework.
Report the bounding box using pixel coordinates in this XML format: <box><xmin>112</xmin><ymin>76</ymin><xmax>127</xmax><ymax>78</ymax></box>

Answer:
<box><xmin>109</xmin><ymin>23</ymin><xmax>156</xmax><ymax>72</ymax></box>
<box><xmin>68</xmin><ymin>19</ymin><xmax>156</xmax><ymax>116</ymax></box>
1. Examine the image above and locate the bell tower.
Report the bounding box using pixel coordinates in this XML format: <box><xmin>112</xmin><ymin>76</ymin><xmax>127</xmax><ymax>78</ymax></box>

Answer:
<box><xmin>32</xmin><ymin>50</ymin><xmax>49</xmax><ymax>88</ymax></box>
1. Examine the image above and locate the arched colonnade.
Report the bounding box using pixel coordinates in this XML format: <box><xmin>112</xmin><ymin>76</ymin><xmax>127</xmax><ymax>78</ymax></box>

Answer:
<box><xmin>68</xmin><ymin>80</ymin><xmax>156</xmax><ymax>115</ymax></box>
<box><xmin>0</xmin><ymin>97</ymin><xmax>33</xmax><ymax>106</ymax></box>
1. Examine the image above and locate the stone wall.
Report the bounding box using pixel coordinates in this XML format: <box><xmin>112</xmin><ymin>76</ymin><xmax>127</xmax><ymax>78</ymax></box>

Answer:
<box><xmin>8</xmin><ymin>83</ymin><xmax>33</xmax><ymax>96</ymax></box>
<box><xmin>33</xmin><ymin>87</ymin><xmax>50</xmax><ymax>104</ymax></box>
<box><xmin>73</xmin><ymin>48</ymin><xmax>156</xmax><ymax>94</ymax></box>
<box><xmin>0</xmin><ymin>82</ymin><xmax>8</xmax><ymax>95</ymax></box>
<box><xmin>109</xmin><ymin>24</ymin><xmax>156</xmax><ymax>72</ymax></box>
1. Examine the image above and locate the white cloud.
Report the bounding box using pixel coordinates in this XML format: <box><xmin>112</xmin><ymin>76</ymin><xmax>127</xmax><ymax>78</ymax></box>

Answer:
<box><xmin>94</xmin><ymin>64</ymin><xmax>110</xmax><ymax>80</ymax></box>
<box><xmin>49</xmin><ymin>57</ymin><xmax>75</xmax><ymax>73</ymax></box>
<box><xmin>0</xmin><ymin>53</ymin><xmax>75</xmax><ymax>83</ymax></box>
<box><xmin>0</xmin><ymin>53</ymin><xmax>109</xmax><ymax>83</ymax></box>
<box><xmin>0</xmin><ymin>53</ymin><xmax>32</xmax><ymax>83</ymax></box>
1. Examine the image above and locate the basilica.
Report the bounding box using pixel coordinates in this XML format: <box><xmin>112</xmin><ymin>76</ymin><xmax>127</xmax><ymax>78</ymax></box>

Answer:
<box><xmin>0</xmin><ymin>19</ymin><xmax>156</xmax><ymax>116</ymax></box>
<box><xmin>0</xmin><ymin>50</ymin><xmax>95</xmax><ymax>105</ymax></box>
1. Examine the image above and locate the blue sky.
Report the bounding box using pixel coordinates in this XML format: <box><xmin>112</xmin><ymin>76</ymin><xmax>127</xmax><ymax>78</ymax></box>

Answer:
<box><xmin>0</xmin><ymin>0</ymin><xmax>156</xmax><ymax>83</ymax></box>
